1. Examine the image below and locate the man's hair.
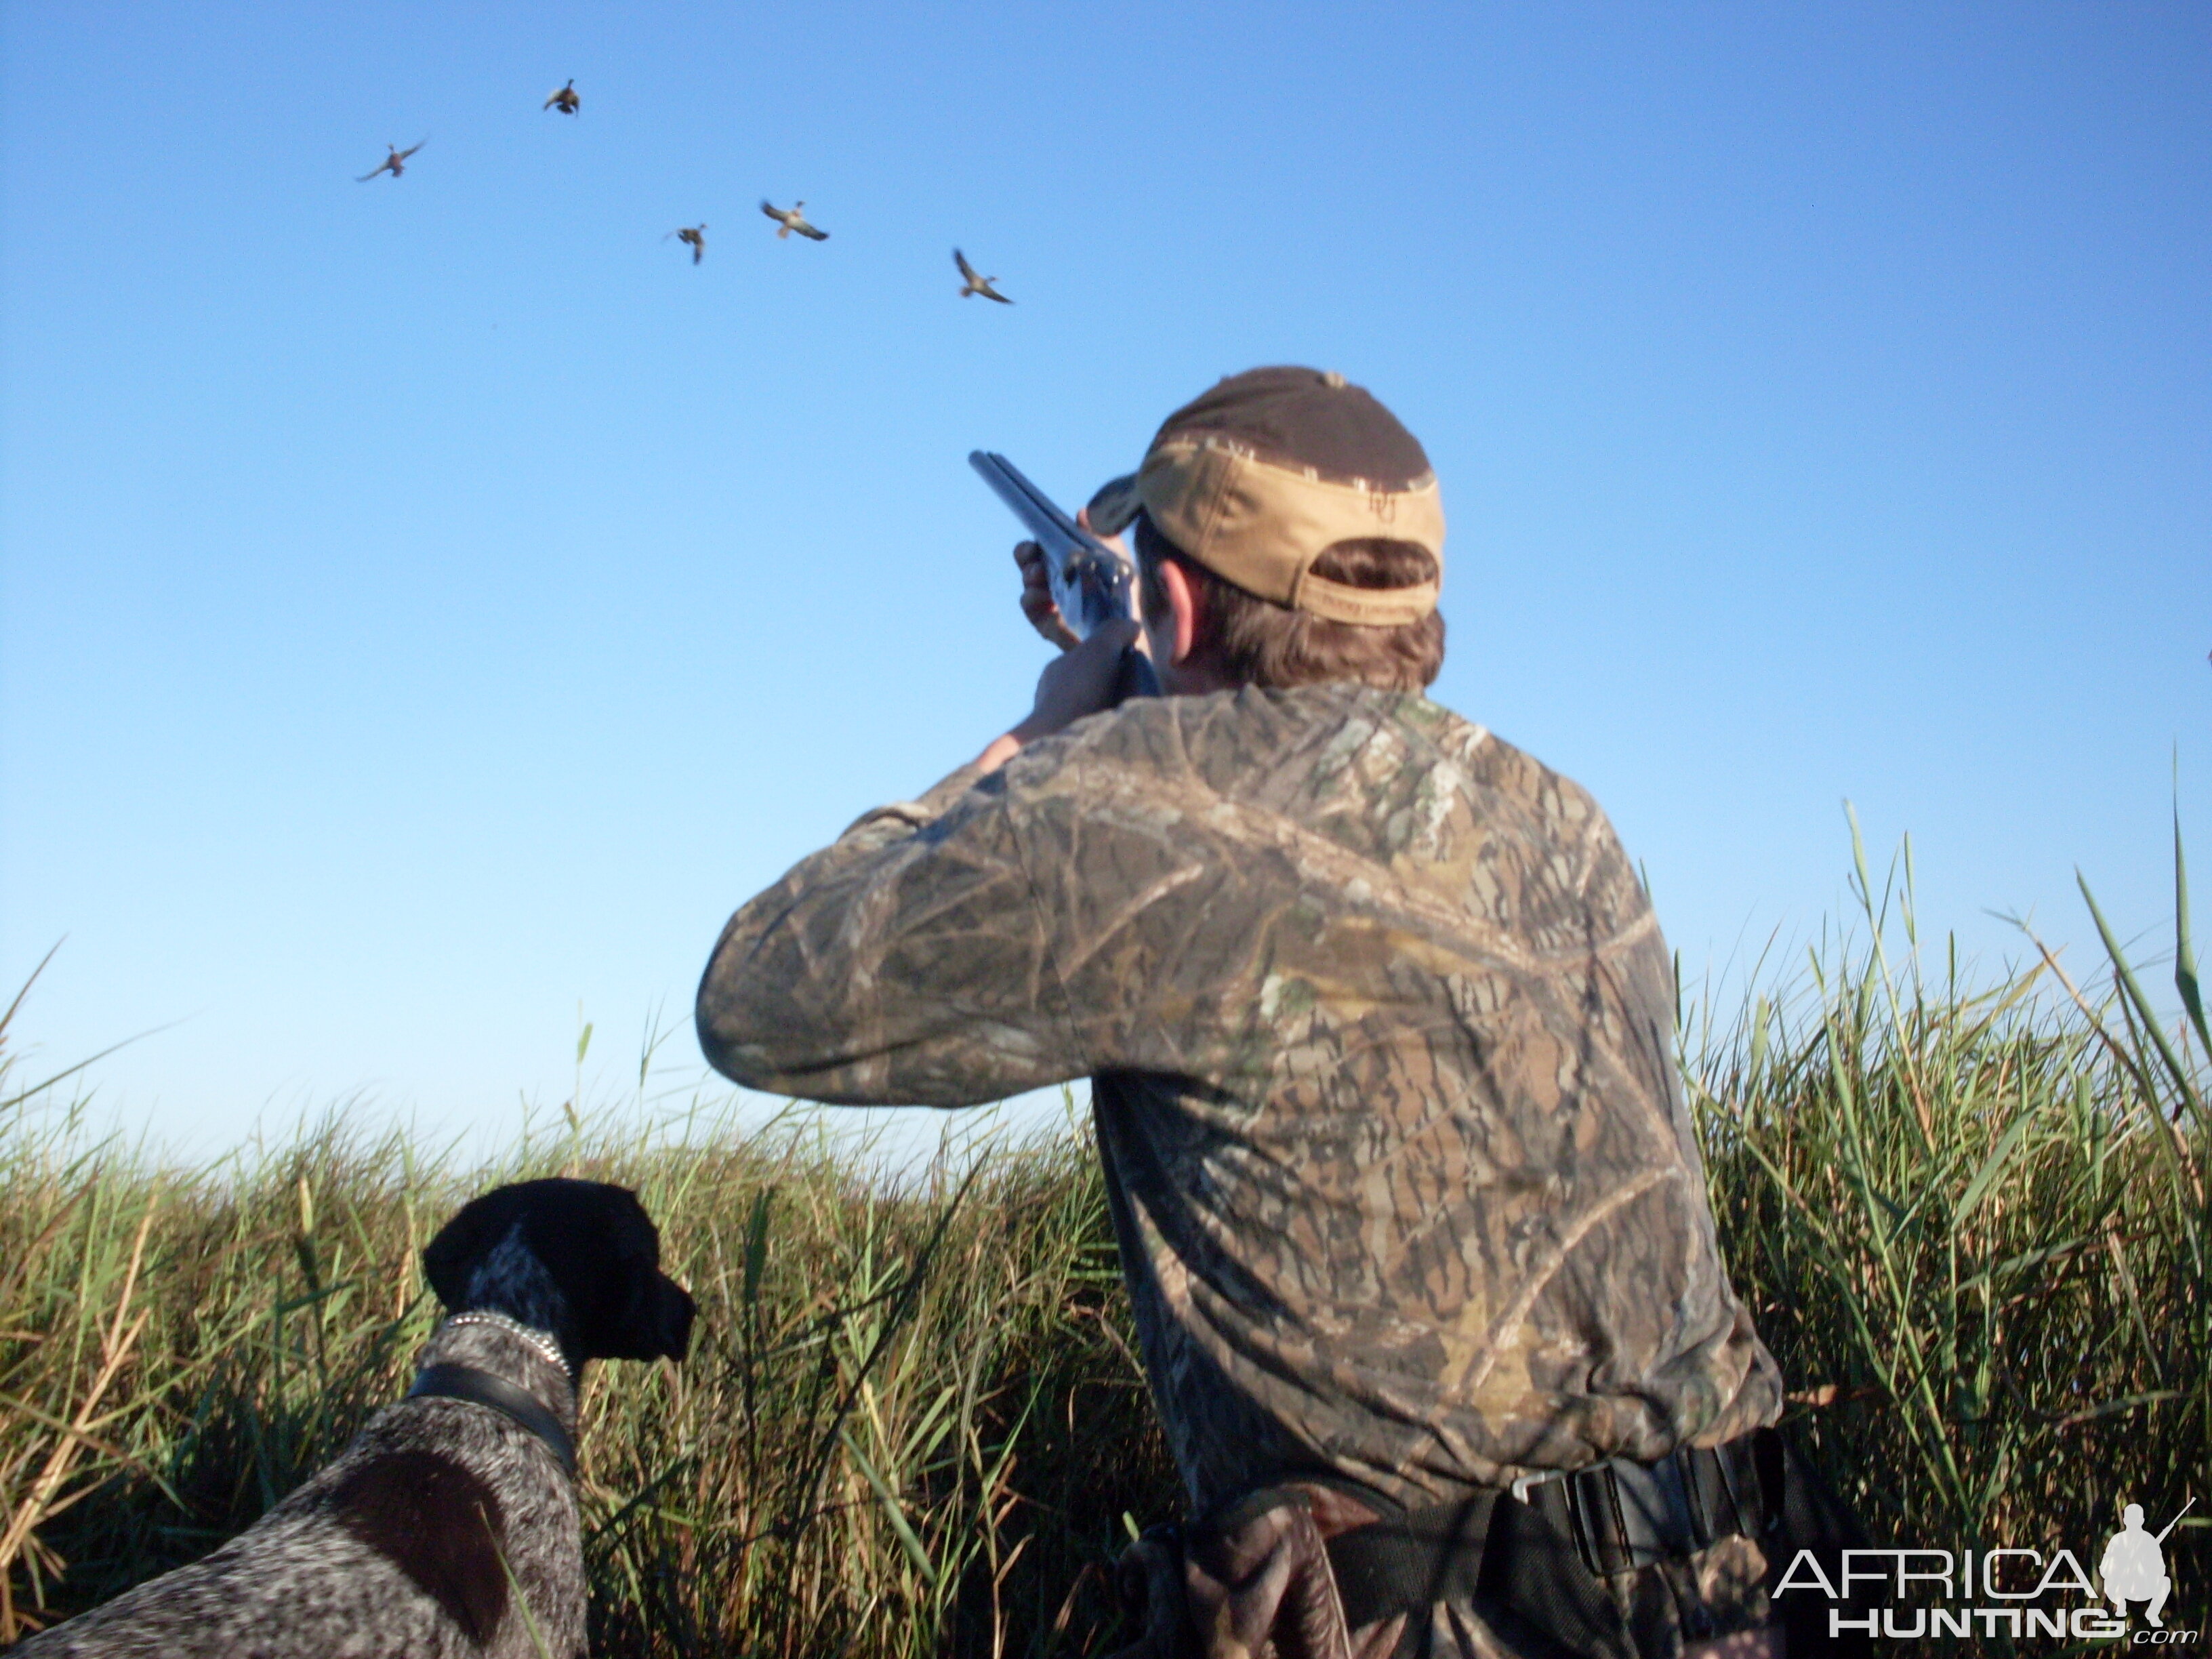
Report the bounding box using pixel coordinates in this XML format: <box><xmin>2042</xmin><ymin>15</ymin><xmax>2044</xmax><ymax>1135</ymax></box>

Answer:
<box><xmin>1135</xmin><ymin>512</ymin><xmax>1445</xmax><ymax>693</ymax></box>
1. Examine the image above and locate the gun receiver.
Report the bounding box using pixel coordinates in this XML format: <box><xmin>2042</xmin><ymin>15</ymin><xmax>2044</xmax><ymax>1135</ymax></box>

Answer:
<box><xmin>967</xmin><ymin>451</ymin><xmax>1143</xmax><ymax>640</ymax></box>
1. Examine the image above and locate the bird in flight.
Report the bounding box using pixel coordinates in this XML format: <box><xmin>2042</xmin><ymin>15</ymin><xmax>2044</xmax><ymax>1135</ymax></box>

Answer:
<box><xmin>665</xmin><ymin>223</ymin><xmax>707</xmax><ymax>264</ymax></box>
<box><xmin>760</xmin><ymin>200</ymin><xmax>829</xmax><ymax>241</ymax></box>
<box><xmin>544</xmin><ymin>79</ymin><xmax>579</xmax><ymax>115</ymax></box>
<box><xmin>954</xmin><ymin>249</ymin><xmax>1012</xmax><ymax>304</ymax></box>
<box><xmin>357</xmin><ymin>142</ymin><xmax>425</xmax><ymax>182</ymax></box>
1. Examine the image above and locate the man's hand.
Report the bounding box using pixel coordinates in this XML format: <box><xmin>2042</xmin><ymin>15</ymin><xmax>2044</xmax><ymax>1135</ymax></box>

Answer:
<box><xmin>1014</xmin><ymin>510</ymin><xmax>1130</xmax><ymax>652</ymax></box>
<box><xmin>1014</xmin><ymin>540</ymin><xmax>1080</xmax><ymax>651</ymax></box>
<box><xmin>977</xmin><ymin>618</ymin><xmax>1144</xmax><ymax>774</ymax></box>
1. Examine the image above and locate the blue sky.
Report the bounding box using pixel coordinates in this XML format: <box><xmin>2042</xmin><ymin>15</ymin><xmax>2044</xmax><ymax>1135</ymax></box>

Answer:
<box><xmin>3</xmin><ymin>2</ymin><xmax>2207</xmax><ymax>1155</ymax></box>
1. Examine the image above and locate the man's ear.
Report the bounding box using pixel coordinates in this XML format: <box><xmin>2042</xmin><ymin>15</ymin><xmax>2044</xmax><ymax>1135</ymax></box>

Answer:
<box><xmin>1158</xmin><ymin>556</ymin><xmax>1206</xmax><ymax>668</ymax></box>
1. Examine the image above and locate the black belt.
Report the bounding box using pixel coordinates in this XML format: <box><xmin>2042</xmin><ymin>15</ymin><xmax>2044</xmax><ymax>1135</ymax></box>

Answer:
<box><xmin>1324</xmin><ymin>1436</ymin><xmax>1769</xmax><ymax>1635</ymax></box>
<box><xmin>1532</xmin><ymin>1433</ymin><xmax>1767</xmax><ymax>1579</ymax></box>
<box><xmin>1326</xmin><ymin>1488</ymin><xmax>1496</xmax><ymax>1633</ymax></box>
<box><xmin>407</xmin><ymin>1363</ymin><xmax>577</xmax><ymax>1479</ymax></box>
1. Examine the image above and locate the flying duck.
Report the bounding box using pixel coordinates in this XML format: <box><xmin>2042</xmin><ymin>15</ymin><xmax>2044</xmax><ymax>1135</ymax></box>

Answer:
<box><xmin>356</xmin><ymin>142</ymin><xmax>425</xmax><ymax>182</ymax></box>
<box><xmin>760</xmin><ymin>199</ymin><xmax>829</xmax><ymax>241</ymax></box>
<box><xmin>954</xmin><ymin>248</ymin><xmax>1012</xmax><ymax>304</ymax></box>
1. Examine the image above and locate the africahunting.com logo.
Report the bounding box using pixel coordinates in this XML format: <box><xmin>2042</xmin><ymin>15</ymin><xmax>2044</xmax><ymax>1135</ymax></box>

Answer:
<box><xmin>1774</xmin><ymin>1498</ymin><xmax>2198</xmax><ymax>1643</ymax></box>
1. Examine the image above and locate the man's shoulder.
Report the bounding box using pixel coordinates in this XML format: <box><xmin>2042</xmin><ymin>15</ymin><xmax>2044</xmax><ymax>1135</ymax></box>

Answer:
<box><xmin>986</xmin><ymin>682</ymin><xmax>1654</xmax><ymax>954</ymax></box>
<box><xmin>1003</xmin><ymin>684</ymin><xmax>1611</xmax><ymax>855</ymax></box>
<box><xmin>1027</xmin><ymin>682</ymin><xmax>1479</xmax><ymax>779</ymax></box>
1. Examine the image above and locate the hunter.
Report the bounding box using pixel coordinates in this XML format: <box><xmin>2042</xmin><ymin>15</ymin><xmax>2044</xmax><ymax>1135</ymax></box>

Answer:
<box><xmin>697</xmin><ymin>367</ymin><xmax>1854</xmax><ymax>1659</ymax></box>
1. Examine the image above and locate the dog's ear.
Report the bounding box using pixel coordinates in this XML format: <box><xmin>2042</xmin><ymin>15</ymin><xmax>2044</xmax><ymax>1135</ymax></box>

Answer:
<box><xmin>422</xmin><ymin>1186</ymin><xmax>525</xmax><ymax>1311</ymax></box>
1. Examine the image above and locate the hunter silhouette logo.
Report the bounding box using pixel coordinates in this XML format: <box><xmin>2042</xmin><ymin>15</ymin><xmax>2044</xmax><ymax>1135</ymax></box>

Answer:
<box><xmin>2105</xmin><ymin>1499</ymin><xmax>2194</xmax><ymax>1629</ymax></box>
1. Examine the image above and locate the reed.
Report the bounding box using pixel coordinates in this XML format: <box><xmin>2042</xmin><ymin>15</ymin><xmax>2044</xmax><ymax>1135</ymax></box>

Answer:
<box><xmin>0</xmin><ymin>823</ymin><xmax>2203</xmax><ymax>1653</ymax></box>
<box><xmin>1688</xmin><ymin>815</ymin><xmax>2208</xmax><ymax>1641</ymax></box>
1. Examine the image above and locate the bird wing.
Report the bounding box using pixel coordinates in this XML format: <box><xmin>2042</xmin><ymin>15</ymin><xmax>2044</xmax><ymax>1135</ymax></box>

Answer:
<box><xmin>983</xmin><ymin>286</ymin><xmax>1013</xmax><ymax>304</ymax></box>
<box><xmin>760</xmin><ymin>200</ymin><xmax>785</xmax><ymax>223</ymax></box>
<box><xmin>544</xmin><ymin>89</ymin><xmax>562</xmax><ymax>107</ymax></box>
<box><xmin>356</xmin><ymin>165</ymin><xmax>386</xmax><ymax>181</ymax></box>
<box><xmin>954</xmin><ymin>248</ymin><xmax>979</xmax><ymax>283</ymax></box>
<box><xmin>796</xmin><ymin>222</ymin><xmax>827</xmax><ymax>240</ymax></box>
<box><xmin>398</xmin><ymin>142</ymin><xmax>425</xmax><ymax>159</ymax></box>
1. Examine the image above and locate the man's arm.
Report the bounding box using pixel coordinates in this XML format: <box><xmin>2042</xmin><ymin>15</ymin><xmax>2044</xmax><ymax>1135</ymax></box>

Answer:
<box><xmin>698</xmin><ymin>581</ymin><xmax>1176</xmax><ymax>1106</ymax></box>
<box><xmin>695</xmin><ymin>758</ymin><xmax>1094</xmax><ymax>1107</ymax></box>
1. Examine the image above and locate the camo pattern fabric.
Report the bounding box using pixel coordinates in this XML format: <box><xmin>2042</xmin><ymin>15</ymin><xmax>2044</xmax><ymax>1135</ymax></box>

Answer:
<box><xmin>697</xmin><ymin>684</ymin><xmax>1784</xmax><ymax>1514</ymax></box>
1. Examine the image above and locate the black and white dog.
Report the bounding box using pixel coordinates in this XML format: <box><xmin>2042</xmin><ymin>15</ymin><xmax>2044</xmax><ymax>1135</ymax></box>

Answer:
<box><xmin>16</xmin><ymin>1179</ymin><xmax>695</xmax><ymax>1658</ymax></box>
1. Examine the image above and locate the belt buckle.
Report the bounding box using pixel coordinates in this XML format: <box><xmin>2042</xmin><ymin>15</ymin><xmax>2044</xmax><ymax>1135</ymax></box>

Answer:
<box><xmin>1509</xmin><ymin>1467</ymin><xmax>1571</xmax><ymax>1504</ymax></box>
<box><xmin>1604</xmin><ymin>1454</ymin><xmax>1698</xmax><ymax>1570</ymax></box>
<box><xmin>1515</xmin><ymin>1449</ymin><xmax>1738</xmax><ymax>1580</ymax></box>
<box><xmin>1512</xmin><ymin>1469</ymin><xmax>1603</xmax><ymax>1575</ymax></box>
<box><xmin>1514</xmin><ymin>1458</ymin><xmax>1690</xmax><ymax>1577</ymax></box>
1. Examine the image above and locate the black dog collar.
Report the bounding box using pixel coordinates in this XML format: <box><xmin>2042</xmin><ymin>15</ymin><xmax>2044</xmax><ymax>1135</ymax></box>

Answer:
<box><xmin>408</xmin><ymin>1364</ymin><xmax>577</xmax><ymax>1479</ymax></box>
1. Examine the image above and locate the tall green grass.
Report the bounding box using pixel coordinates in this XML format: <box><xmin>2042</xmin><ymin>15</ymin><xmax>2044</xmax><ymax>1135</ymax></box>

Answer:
<box><xmin>1688</xmin><ymin>816</ymin><xmax>2208</xmax><ymax>1635</ymax></box>
<box><xmin>1</xmin><ymin>828</ymin><xmax>2204</xmax><ymax>1654</ymax></box>
<box><xmin>0</xmin><ymin>1079</ymin><xmax>1179</xmax><ymax>1656</ymax></box>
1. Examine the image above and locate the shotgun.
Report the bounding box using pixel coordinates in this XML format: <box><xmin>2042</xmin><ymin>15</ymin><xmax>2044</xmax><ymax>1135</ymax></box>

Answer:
<box><xmin>968</xmin><ymin>451</ymin><xmax>1159</xmax><ymax>701</ymax></box>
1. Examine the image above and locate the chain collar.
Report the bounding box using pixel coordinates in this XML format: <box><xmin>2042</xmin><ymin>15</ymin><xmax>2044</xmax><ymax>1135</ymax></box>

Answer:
<box><xmin>443</xmin><ymin>1311</ymin><xmax>572</xmax><ymax>1381</ymax></box>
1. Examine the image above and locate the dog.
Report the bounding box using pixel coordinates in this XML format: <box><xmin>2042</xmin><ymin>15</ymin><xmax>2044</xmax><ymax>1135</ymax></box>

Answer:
<box><xmin>16</xmin><ymin>1179</ymin><xmax>696</xmax><ymax>1658</ymax></box>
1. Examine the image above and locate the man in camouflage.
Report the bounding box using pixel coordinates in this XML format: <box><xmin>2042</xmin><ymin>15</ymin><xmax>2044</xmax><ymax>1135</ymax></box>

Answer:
<box><xmin>698</xmin><ymin>369</ymin><xmax>1843</xmax><ymax>1658</ymax></box>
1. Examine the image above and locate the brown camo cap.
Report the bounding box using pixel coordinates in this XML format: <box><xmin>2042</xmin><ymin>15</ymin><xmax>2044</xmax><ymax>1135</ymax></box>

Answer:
<box><xmin>1086</xmin><ymin>367</ymin><xmax>1446</xmax><ymax>626</ymax></box>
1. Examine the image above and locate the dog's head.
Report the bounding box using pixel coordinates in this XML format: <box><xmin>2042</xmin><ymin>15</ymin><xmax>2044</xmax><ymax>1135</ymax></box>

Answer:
<box><xmin>422</xmin><ymin>1179</ymin><xmax>695</xmax><ymax>1364</ymax></box>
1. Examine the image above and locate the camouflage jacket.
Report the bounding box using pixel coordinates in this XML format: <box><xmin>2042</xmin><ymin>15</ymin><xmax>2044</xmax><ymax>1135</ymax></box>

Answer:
<box><xmin>697</xmin><ymin>684</ymin><xmax>1782</xmax><ymax>1513</ymax></box>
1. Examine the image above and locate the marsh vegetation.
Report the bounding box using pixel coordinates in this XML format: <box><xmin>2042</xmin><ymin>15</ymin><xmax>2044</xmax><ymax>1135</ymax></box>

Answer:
<box><xmin>1</xmin><ymin>832</ymin><xmax>2203</xmax><ymax>1654</ymax></box>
